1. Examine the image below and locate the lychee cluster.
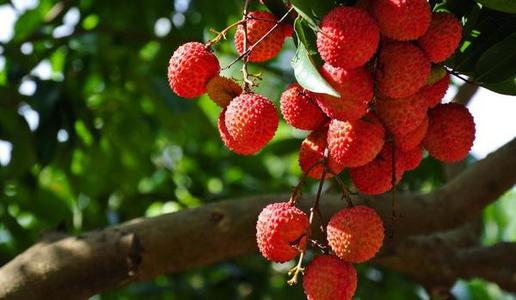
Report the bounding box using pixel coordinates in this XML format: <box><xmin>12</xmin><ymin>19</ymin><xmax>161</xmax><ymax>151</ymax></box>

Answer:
<box><xmin>166</xmin><ymin>2</ymin><xmax>477</xmax><ymax>299</ymax></box>
<box><xmin>167</xmin><ymin>9</ymin><xmax>294</xmax><ymax>155</ymax></box>
<box><xmin>277</xmin><ymin>4</ymin><xmax>474</xmax><ymax>196</ymax></box>
<box><xmin>256</xmin><ymin>202</ymin><xmax>384</xmax><ymax>300</ymax></box>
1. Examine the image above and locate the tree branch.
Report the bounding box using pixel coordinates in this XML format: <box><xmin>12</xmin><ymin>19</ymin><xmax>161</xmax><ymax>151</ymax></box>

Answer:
<box><xmin>0</xmin><ymin>137</ymin><xmax>515</xmax><ymax>299</ymax></box>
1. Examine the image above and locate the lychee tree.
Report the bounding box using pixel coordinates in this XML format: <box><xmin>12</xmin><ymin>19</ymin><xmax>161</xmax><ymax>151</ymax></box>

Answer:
<box><xmin>0</xmin><ymin>0</ymin><xmax>515</xmax><ymax>299</ymax></box>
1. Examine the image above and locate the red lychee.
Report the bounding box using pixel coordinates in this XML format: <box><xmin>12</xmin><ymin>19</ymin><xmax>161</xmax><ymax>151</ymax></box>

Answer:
<box><xmin>327</xmin><ymin>205</ymin><xmax>384</xmax><ymax>263</ymax></box>
<box><xmin>168</xmin><ymin>42</ymin><xmax>220</xmax><ymax>98</ymax></box>
<box><xmin>375</xmin><ymin>92</ymin><xmax>428</xmax><ymax>136</ymax></box>
<box><xmin>316</xmin><ymin>64</ymin><xmax>374</xmax><ymax>121</ymax></box>
<box><xmin>327</xmin><ymin>113</ymin><xmax>385</xmax><ymax>168</ymax></box>
<box><xmin>256</xmin><ymin>202</ymin><xmax>309</xmax><ymax>262</ymax></box>
<box><xmin>317</xmin><ymin>7</ymin><xmax>379</xmax><ymax>69</ymax></box>
<box><xmin>376</xmin><ymin>42</ymin><xmax>431</xmax><ymax>98</ymax></box>
<box><xmin>420</xmin><ymin>73</ymin><xmax>450</xmax><ymax>109</ymax></box>
<box><xmin>417</xmin><ymin>12</ymin><xmax>462</xmax><ymax>63</ymax></box>
<box><xmin>234</xmin><ymin>11</ymin><xmax>286</xmax><ymax>62</ymax></box>
<box><xmin>207</xmin><ymin>76</ymin><xmax>242</xmax><ymax>107</ymax></box>
<box><xmin>349</xmin><ymin>143</ymin><xmax>404</xmax><ymax>195</ymax></box>
<box><xmin>370</xmin><ymin>0</ymin><xmax>431</xmax><ymax>41</ymax></box>
<box><xmin>224</xmin><ymin>93</ymin><xmax>279</xmax><ymax>155</ymax></box>
<box><xmin>423</xmin><ymin>103</ymin><xmax>475</xmax><ymax>162</ymax></box>
<box><xmin>395</xmin><ymin>116</ymin><xmax>428</xmax><ymax>151</ymax></box>
<box><xmin>280</xmin><ymin>83</ymin><xmax>328</xmax><ymax>130</ymax></box>
<box><xmin>400</xmin><ymin>146</ymin><xmax>424</xmax><ymax>171</ymax></box>
<box><xmin>299</xmin><ymin>126</ymin><xmax>344</xmax><ymax>179</ymax></box>
<box><xmin>303</xmin><ymin>255</ymin><xmax>357</xmax><ymax>300</ymax></box>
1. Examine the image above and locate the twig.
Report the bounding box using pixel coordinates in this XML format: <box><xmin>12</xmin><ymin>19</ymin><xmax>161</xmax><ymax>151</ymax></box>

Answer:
<box><xmin>240</xmin><ymin>0</ymin><xmax>253</xmax><ymax>91</ymax></box>
<box><xmin>289</xmin><ymin>159</ymin><xmax>324</xmax><ymax>205</ymax></box>
<box><xmin>223</xmin><ymin>6</ymin><xmax>294</xmax><ymax>70</ymax></box>
<box><xmin>445</xmin><ymin>67</ymin><xmax>480</xmax><ymax>86</ymax></box>
<box><xmin>205</xmin><ymin>20</ymin><xmax>245</xmax><ymax>48</ymax></box>
<box><xmin>288</xmin><ymin>149</ymin><xmax>328</xmax><ymax>286</ymax></box>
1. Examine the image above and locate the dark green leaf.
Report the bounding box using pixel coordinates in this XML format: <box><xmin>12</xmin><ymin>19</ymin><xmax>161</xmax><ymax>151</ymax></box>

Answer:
<box><xmin>475</xmin><ymin>0</ymin><xmax>516</xmax><ymax>13</ymax></box>
<box><xmin>482</xmin><ymin>76</ymin><xmax>516</xmax><ymax>95</ymax></box>
<box><xmin>475</xmin><ymin>32</ymin><xmax>516</xmax><ymax>83</ymax></box>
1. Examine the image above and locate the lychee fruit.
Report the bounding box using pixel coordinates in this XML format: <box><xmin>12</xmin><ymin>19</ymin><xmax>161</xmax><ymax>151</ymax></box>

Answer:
<box><xmin>218</xmin><ymin>108</ymin><xmax>249</xmax><ymax>154</ymax></box>
<box><xmin>280</xmin><ymin>83</ymin><xmax>328</xmax><ymax>130</ymax></box>
<box><xmin>224</xmin><ymin>93</ymin><xmax>279</xmax><ymax>155</ymax></box>
<box><xmin>423</xmin><ymin>103</ymin><xmax>475</xmax><ymax>162</ymax></box>
<box><xmin>303</xmin><ymin>255</ymin><xmax>357</xmax><ymax>300</ymax></box>
<box><xmin>299</xmin><ymin>126</ymin><xmax>344</xmax><ymax>179</ymax></box>
<box><xmin>370</xmin><ymin>0</ymin><xmax>431</xmax><ymax>41</ymax></box>
<box><xmin>207</xmin><ymin>76</ymin><xmax>242</xmax><ymax>107</ymax></box>
<box><xmin>235</xmin><ymin>11</ymin><xmax>286</xmax><ymax>62</ymax></box>
<box><xmin>327</xmin><ymin>205</ymin><xmax>384</xmax><ymax>263</ymax></box>
<box><xmin>417</xmin><ymin>12</ymin><xmax>462</xmax><ymax>63</ymax></box>
<box><xmin>327</xmin><ymin>113</ymin><xmax>385</xmax><ymax>168</ymax></box>
<box><xmin>376</xmin><ymin>42</ymin><xmax>431</xmax><ymax>98</ymax></box>
<box><xmin>281</xmin><ymin>23</ymin><xmax>294</xmax><ymax>38</ymax></box>
<box><xmin>399</xmin><ymin>146</ymin><xmax>423</xmax><ymax>171</ymax></box>
<box><xmin>316</xmin><ymin>63</ymin><xmax>374</xmax><ymax>121</ymax></box>
<box><xmin>420</xmin><ymin>73</ymin><xmax>450</xmax><ymax>109</ymax></box>
<box><xmin>168</xmin><ymin>42</ymin><xmax>220</xmax><ymax>98</ymax></box>
<box><xmin>349</xmin><ymin>143</ymin><xmax>404</xmax><ymax>195</ymax></box>
<box><xmin>395</xmin><ymin>116</ymin><xmax>428</xmax><ymax>151</ymax></box>
<box><xmin>375</xmin><ymin>92</ymin><xmax>428</xmax><ymax>136</ymax></box>
<box><xmin>256</xmin><ymin>202</ymin><xmax>309</xmax><ymax>262</ymax></box>
<box><xmin>317</xmin><ymin>7</ymin><xmax>379</xmax><ymax>69</ymax></box>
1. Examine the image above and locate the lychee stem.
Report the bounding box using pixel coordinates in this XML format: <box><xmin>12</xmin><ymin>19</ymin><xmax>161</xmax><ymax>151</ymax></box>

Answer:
<box><xmin>240</xmin><ymin>0</ymin><xmax>253</xmax><ymax>92</ymax></box>
<box><xmin>206</xmin><ymin>20</ymin><xmax>245</xmax><ymax>48</ymax></box>
<box><xmin>288</xmin><ymin>150</ymin><xmax>328</xmax><ymax>285</ymax></box>
<box><xmin>329</xmin><ymin>171</ymin><xmax>354</xmax><ymax>207</ymax></box>
<box><xmin>289</xmin><ymin>159</ymin><xmax>324</xmax><ymax>205</ymax></box>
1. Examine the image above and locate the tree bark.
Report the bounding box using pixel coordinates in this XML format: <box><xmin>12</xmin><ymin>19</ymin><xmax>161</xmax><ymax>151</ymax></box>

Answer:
<box><xmin>0</xmin><ymin>137</ymin><xmax>515</xmax><ymax>299</ymax></box>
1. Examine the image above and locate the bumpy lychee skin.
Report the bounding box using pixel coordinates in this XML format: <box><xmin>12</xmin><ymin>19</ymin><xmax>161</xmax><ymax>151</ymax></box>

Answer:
<box><xmin>168</xmin><ymin>42</ymin><xmax>220</xmax><ymax>98</ymax></box>
<box><xmin>207</xmin><ymin>76</ymin><xmax>242</xmax><ymax>107</ymax></box>
<box><xmin>256</xmin><ymin>202</ymin><xmax>309</xmax><ymax>262</ymax></box>
<box><xmin>280</xmin><ymin>83</ymin><xmax>327</xmax><ymax>130</ymax></box>
<box><xmin>224</xmin><ymin>93</ymin><xmax>279</xmax><ymax>155</ymax></box>
<box><xmin>327</xmin><ymin>205</ymin><xmax>384</xmax><ymax>263</ymax></box>
<box><xmin>395</xmin><ymin>116</ymin><xmax>428</xmax><ymax>151</ymax></box>
<box><xmin>234</xmin><ymin>11</ymin><xmax>286</xmax><ymax>62</ymax></box>
<box><xmin>421</xmin><ymin>73</ymin><xmax>450</xmax><ymax>109</ymax></box>
<box><xmin>299</xmin><ymin>127</ymin><xmax>344</xmax><ymax>179</ymax></box>
<box><xmin>424</xmin><ymin>103</ymin><xmax>475</xmax><ymax>162</ymax></box>
<box><xmin>400</xmin><ymin>146</ymin><xmax>423</xmax><ymax>171</ymax></box>
<box><xmin>418</xmin><ymin>12</ymin><xmax>462</xmax><ymax>63</ymax></box>
<box><xmin>376</xmin><ymin>92</ymin><xmax>428</xmax><ymax>136</ymax></box>
<box><xmin>370</xmin><ymin>0</ymin><xmax>431</xmax><ymax>41</ymax></box>
<box><xmin>317</xmin><ymin>7</ymin><xmax>379</xmax><ymax>69</ymax></box>
<box><xmin>376</xmin><ymin>42</ymin><xmax>431</xmax><ymax>98</ymax></box>
<box><xmin>303</xmin><ymin>255</ymin><xmax>357</xmax><ymax>300</ymax></box>
<box><xmin>327</xmin><ymin>113</ymin><xmax>385</xmax><ymax>168</ymax></box>
<box><xmin>349</xmin><ymin>144</ymin><xmax>404</xmax><ymax>195</ymax></box>
<box><xmin>316</xmin><ymin>64</ymin><xmax>374</xmax><ymax>121</ymax></box>
<box><xmin>218</xmin><ymin>108</ymin><xmax>252</xmax><ymax>154</ymax></box>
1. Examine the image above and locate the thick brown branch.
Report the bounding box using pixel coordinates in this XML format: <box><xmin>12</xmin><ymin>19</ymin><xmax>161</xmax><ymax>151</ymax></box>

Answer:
<box><xmin>0</xmin><ymin>137</ymin><xmax>515</xmax><ymax>299</ymax></box>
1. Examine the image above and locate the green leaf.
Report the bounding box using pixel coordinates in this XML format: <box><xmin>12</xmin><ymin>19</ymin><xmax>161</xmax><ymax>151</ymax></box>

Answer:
<box><xmin>475</xmin><ymin>32</ymin><xmax>516</xmax><ymax>83</ymax></box>
<box><xmin>291</xmin><ymin>42</ymin><xmax>339</xmax><ymax>97</ymax></box>
<box><xmin>13</xmin><ymin>9</ymin><xmax>44</xmax><ymax>42</ymax></box>
<box><xmin>475</xmin><ymin>0</ymin><xmax>516</xmax><ymax>13</ymax></box>
<box><xmin>290</xmin><ymin>0</ymin><xmax>333</xmax><ymax>29</ymax></box>
<box><xmin>481</xmin><ymin>76</ymin><xmax>516</xmax><ymax>95</ymax></box>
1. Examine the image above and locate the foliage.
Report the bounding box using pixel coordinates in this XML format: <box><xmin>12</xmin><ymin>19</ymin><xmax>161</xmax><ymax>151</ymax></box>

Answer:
<box><xmin>0</xmin><ymin>0</ymin><xmax>514</xmax><ymax>299</ymax></box>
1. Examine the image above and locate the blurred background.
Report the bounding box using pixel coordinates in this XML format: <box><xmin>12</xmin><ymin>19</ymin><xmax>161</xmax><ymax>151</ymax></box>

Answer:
<box><xmin>0</xmin><ymin>0</ymin><xmax>515</xmax><ymax>299</ymax></box>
